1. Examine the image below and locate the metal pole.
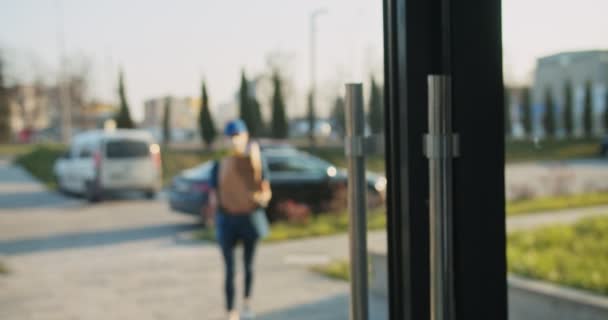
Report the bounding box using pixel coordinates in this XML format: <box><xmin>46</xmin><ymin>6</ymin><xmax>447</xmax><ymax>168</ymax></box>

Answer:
<box><xmin>426</xmin><ymin>75</ymin><xmax>456</xmax><ymax>320</ymax></box>
<box><xmin>55</xmin><ymin>0</ymin><xmax>71</xmax><ymax>143</ymax></box>
<box><xmin>309</xmin><ymin>8</ymin><xmax>325</xmax><ymax>144</ymax></box>
<box><xmin>345</xmin><ymin>83</ymin><xmax>368</xmax><ymax>320</ymax></box>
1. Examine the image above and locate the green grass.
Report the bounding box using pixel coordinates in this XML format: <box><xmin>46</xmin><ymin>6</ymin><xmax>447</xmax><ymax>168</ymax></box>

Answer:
<box><xmin>312</xmin><ymin>216</ymin><xmax>608</xmax><ymax>296</ymax></box>
<box><xmin>0</xmin><ymin>261</ymin><xmax>9</xmax><ymax>275</ymax></box>
<box><xmin>13</xmin><ymin>137</ymin><xmax>602</xmax><ymax>191</ymax></box>
<box><xmin>195</xmin><ymin>192</ymin><xmax>608</xmax><ymax>246</ymax></box>
<box><xmin>508</xmin><ymin>216</ymin><xmax>608</xmax><ymax>296</ymax></box>
<box><xmin>194</xmin><ymin>208</ymin><xmax>386</xmax><ymax>243</ymax></box>
<box><xmin>505</xmin><ymin>138</ymin><xmax>599</xmax><ymax>163</ymax></box>
<box><xmin>507</xmin><ymin>192</ymin><xmax>608</xmax><ymax>216</ymax></box>
<box><xmin>304</xmin><ymin>138</ymin><xmax>601</xmax><ymax>172</ymax></box>
<box><xmin>14</xmin><ymin>144</ymin><xmax>67</xmax><ymax>189</ymax></box>
<box><xmin>311</xmin><ymin>260</ymin><xmax>350</xmax><ymax>281</ymax></box>
<box><xmin>0</xmin><ymin>144</ymin><xmax>39</xmax><ymax>157</ymax></box>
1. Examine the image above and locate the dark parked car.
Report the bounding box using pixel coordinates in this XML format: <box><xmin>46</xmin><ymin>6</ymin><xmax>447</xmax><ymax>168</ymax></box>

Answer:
<box><xmin>168</xmin><ymin>149</ymin><xmax>386</xmax><ymax>222</ymax></box>
<box><xmin>600</xmin><ymin>136</ymin><xmax>608</xmax><ymax>157</ymax></box>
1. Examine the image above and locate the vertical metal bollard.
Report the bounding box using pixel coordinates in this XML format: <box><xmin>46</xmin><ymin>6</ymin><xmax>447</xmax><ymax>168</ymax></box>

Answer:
<box><xmin>425</xmin><ymin>75</ymin><xmax>457</xmax><ymax>320</ymax></box>
<box><xmin>345</xmin><ymin>83</ymin><xmax>369</xmax><ymax>320</ymax></box>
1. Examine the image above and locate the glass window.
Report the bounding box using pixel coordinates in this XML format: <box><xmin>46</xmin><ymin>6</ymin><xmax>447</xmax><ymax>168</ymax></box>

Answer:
<box><xmin>105</xmin><ymin>140</ymin><xmax>149</xmax><ymax>158</ymax></box>
<box><xmin>79</xmin><ymin>148</ymin><xmax>92</xmax><ymax>158</ymax></box>
<box><xmin>267</xmin><ymin>156</ymin><xmax>330</xmax><ymax>173</ymax></box>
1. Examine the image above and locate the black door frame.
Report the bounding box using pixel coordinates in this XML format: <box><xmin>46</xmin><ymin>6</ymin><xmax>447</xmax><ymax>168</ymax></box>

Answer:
<box><xmin>383</xmin><ymin>0</ymin><xmax>507</xmax><ymax>319</ymax></box>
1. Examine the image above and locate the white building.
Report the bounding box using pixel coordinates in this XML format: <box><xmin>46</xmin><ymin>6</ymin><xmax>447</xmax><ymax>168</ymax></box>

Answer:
<box><xmin>143</xmin><ymin>96</ymin><xmax>199</xmax><ymax>130</ymax></box>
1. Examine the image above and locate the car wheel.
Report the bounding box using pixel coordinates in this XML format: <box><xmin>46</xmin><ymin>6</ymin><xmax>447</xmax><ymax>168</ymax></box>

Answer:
<box><xmin>54</xmin><ymin>174</ymin><xmax>66</xmax><ymax>194</ymax></box>
<box><xmin>143</xmin><ymin>191</ymin><xmax>156</xmax><ymax>200</ymax></box>
<box><xmin>85</xmin><ymin>181</ymin><xmax>101</xmax><ymax>203</ymax></box>
<box><xmin>367</xmin><ymin>188</ymin><xmax>383</xmax><ymax>208</ymax></box>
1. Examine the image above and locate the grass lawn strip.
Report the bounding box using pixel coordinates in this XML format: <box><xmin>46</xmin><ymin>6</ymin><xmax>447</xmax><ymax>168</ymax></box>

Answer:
<box><xmin>310</xmin><ymin>216</ymin><xmax>608</xmax><ymax>297</ymax></box>
<box><xmin>311</xmin><ymin>260</ymin><xmax>350</xmax><ymax>281</ymax></box>
<box><xmin>195</xmin><ymin>208</ymin><xmax>386</xmax><ymax>243</ymax></box>
<box><xmin>0</xmin><ymin>260</ymin><xmax>9</xmax><ymax>275</ymax></box>
<box><xmin>507</xmin><ymin>215</ymin><xmax>608</xmax><ymax>296</ymax></box>
<box><xmin>507</xmin><ymin>192</ymin><xmax>608</xmax><ymax>216</ymax></box>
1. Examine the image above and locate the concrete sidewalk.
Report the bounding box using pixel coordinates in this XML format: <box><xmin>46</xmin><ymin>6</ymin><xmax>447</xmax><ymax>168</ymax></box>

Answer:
<box><xmin>0</xmin><ymin>159</ymin><xmax>81</xmax><ymax>211</ymax></box>
<box><xmin>2</xmin><ymin>156</ymin><xmax>607</xmax><ymax>319</ymax></box>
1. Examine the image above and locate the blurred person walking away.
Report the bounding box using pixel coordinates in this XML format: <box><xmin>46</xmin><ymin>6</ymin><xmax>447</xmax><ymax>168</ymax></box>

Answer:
<box><xmin>205</xmin><ymin>119</ymin><xmax>271</xmax><ymax>320</ymax></box>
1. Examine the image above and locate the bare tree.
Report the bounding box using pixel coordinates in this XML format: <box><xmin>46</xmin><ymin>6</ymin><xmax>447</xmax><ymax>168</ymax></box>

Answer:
<box><xmin>0</xmin><ymin>52</ymin><xmax>11</xmax><ymax>142</ymax></box>
<box><xmin>63</xmin><ymin>54</ymin><xmax>91</xmax><ymax>129</ymax></box>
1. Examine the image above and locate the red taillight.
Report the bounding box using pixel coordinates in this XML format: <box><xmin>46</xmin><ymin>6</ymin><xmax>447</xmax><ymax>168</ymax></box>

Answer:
<box><xmin>153</xmin><ymin>153</ymin><xmax>162</xmax><ymax>169</ymax></box>
<box><xmin>93</xmin><ymin>151</ymin><xmax>102</xmax><ymax>169</ymax></box>
<box><xmin>149</xmin><ymin>144</ymin><xmax>162</xmax><ymax>171</ymax></box>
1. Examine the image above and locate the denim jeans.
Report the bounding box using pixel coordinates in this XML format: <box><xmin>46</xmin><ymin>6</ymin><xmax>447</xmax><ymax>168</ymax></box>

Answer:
<box><xmin>216</xmin><ymin>211</ymin><xmax>259</xmax><ymax>311</ymax></box>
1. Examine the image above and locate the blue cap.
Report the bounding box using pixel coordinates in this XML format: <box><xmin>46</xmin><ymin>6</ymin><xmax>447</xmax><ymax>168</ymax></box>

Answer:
<box><xmin>224</xmin><ymin>119</ymin><xmax>248</xmax><ymax>136</ymax></box>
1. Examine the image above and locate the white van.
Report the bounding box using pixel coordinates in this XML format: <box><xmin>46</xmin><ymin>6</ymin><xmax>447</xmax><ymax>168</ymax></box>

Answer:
<box><xmin>53</xmin><ymin>130</ymin><xmax>162</xmax><ymax>202</ymax></box>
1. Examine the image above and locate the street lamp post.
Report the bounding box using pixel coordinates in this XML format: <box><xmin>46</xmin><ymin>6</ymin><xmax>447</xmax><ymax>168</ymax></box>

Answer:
<box><xmin>309</xmin><ymin>8</ymin><xmax>326</xmax><ymax>145</ymax></box>
<box><xmin>56</xmin><ymin>0</ymin><xmax>71</xmax><ymax>143</ymax></box>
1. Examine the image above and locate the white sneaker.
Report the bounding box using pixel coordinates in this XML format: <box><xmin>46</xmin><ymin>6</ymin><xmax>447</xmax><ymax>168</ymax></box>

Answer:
<box><xmin>228</xmin><ymin>310</ymin><xmax>240</xmax><ymax>320</ymax></box>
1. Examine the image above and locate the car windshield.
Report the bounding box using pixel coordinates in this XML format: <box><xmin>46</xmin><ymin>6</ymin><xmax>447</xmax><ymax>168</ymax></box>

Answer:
<box><xmin>267</xmin><ymin>155</ymin><xmax>331</xmax><ymax>174</ymax></box>
<box><xmin>105</xmin><ymin>140</ymin><xmax>149</xmax><ymax>158</ymax></box>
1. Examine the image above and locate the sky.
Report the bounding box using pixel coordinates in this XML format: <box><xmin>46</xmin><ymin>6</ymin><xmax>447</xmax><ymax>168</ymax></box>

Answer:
<box><xmin>1</xmin><ymin>0</ymin><xmax>607</xmax><ymax>121</ymax></box>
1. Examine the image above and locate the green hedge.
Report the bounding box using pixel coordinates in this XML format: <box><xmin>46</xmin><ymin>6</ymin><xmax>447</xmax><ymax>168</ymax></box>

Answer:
<box><xmin>14</xmin><ymin>145</ymin><xmax>67</xmax><ymax>189</ymax></box>
<box><xmin>0</xmin><ymin>144</ymin><xmax>39</xmax><ymax>157</ymax></box>
<box><xmin>508</xmin><ymin>216</ymin><xmax>608</xmax><ymax>295</ymax></box>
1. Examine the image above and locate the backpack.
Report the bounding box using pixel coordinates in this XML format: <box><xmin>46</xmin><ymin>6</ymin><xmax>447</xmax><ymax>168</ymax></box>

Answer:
<box><xmin>216</xmin><ymin>143</ymin><xmax>271</xmax><ymax>214</ymax></box>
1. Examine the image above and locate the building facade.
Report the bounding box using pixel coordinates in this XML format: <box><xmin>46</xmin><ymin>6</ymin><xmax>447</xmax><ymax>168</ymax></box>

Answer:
<box><xmin>143</xmin><ymin>96</ymin><xmax>199</xmax><ymax>130</ymax></box>
<box><xmin>533</xmin><ymin>50</ymin><xmax>608</xmax><ymax>137</ymax></box>
<box><xmin>142</xmin><ymin>96</ymin><xmax>200</xmax><ymax>142</ymax></box>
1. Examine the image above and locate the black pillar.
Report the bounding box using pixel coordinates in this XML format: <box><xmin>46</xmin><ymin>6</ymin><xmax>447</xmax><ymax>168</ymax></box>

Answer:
<box><xmin>383</xmin><ymin>0</ymin><xmax>507</xmax><ymax>319</ymax></box>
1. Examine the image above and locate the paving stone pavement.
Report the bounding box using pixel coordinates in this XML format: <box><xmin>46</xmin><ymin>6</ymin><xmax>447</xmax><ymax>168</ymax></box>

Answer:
<box><xmin>0</xmin><ymin>161</ymin><xmax>387</xmax><ymax>320</ymax></box>
<box><xmin>0</xmin><ymin>207</ymin><xmax>387</xmax><ymax>320</ymax></box>
<box><xmin>3</xmin><ymin>158</ymin><xmax>606</xmax><ymax>319</ymax></box>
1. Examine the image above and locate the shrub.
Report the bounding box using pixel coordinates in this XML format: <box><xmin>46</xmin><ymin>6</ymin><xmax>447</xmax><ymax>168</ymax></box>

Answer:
<box><xmin>14</xmin><ymin>144</ymin><xmax>67</xmax><ymax>189</ymax></box>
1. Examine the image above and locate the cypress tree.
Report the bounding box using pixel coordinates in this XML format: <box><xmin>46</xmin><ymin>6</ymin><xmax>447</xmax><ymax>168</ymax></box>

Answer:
<box><xmin>521</xmin><ymin>87</ymin><xmax>532</xmax><ymax>138</ymax></box>
<box><xmin>583</xmin><ymin>81</ymin><xmax>593</xmax><ymax>137</ymax></box>
<box><xmin>543</xmin><ymin>88</ymin><xmax>555</xmax><ymax>139</ymax></box>
<box><xmin>238</xmin><ymin>70</ymin><xmax>263</xmax><ymax>137</ymax></box>
<box><xmin>307</xmin><ymin>91</ymin><xmax>316</xmax><ymax>145</ymax></box>
<box><xmin>162</xmin><ymin>96</ymin><xmax>171</xmax><ymax>144</ymax></box>
<box><xmin>368</xmin><ymin>76</ymin><xmax>384</xmax><ymax>133</ymax></box>
<box><xmin>251</xmin><ymin>97</ymin><xmax>265</xmax><ymax>137</ymax></box>
<box><xmin>238</xmin><ymin>70</ymin><xmax>251</xmax><ymax>132</ymax></box>
<box><xmin>114</xmin><ymin>69</ymin><xmax>135</xmax><ymax>129</ymax></box>
<box><xmin>270</xmin><ymin>71</ymin><xmax>288</xmax><ymax>139</ymax></box>
<box><xmin>331</xmin><ymin>96</ymin><xmax>346</xmax><ymax>137</ymax></box>
<box><xmin>0</xmin><ymin>56</ymin><xmax>10</xmax><ymax>142</ymax></box>
<box><xmin>563</xmin><ymin>81</ymin><xmax>573</xmax><ymax>138</ymax></box>
<box><xmin>198</xmin><ymin>81</ymin><xmax>217</xmax><ymax>149</ymax></box>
